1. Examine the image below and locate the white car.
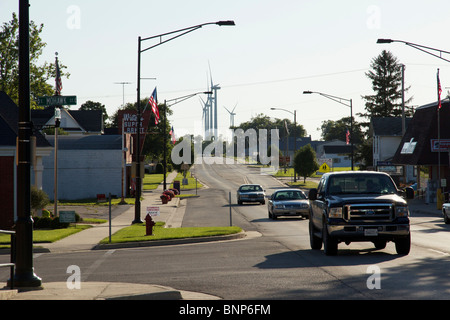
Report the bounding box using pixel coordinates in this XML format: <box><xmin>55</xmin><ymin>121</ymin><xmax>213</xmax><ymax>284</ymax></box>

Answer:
<box><xmin>237</xmin><ymin>184</ymin><xmax>266</xmax><ymax>205</ymax></box>
<box><xmin>268</xmin><ymin>188</ymin><xmax>309</xmax><ymax>220</ymax></box>
<box><xmin>443</xmin><ymin>203</ymin><xmax>450</xmax><ymax>224</ymax></box>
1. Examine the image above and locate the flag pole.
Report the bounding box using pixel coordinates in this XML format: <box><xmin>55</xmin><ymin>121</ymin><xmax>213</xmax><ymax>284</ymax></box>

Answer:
<box><xmin>438</xmin><ymin>69</ymin><xmax>441</xmax><ymax>191</ymax></box>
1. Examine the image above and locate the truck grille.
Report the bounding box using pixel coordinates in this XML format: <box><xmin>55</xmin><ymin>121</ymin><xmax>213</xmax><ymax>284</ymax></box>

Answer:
<box><xmin>344</xmin><ymin>203</ymin><xmax>393</xmax><ymax>222</ymax></box>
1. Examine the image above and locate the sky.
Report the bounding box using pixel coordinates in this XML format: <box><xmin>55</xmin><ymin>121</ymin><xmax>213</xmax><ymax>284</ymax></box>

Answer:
<box><xmin>2</xmin><ymin>0</ymin><xmax>450</xmax><ymax>141</ymax></box>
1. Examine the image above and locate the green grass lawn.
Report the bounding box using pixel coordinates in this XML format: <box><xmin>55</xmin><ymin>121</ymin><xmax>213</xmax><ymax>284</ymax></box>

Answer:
<box><xmin>99</xmin><ymin>222</ymin><xmax>241</xmax><ymax>244</ymax></box>
<box><xmin>171</xmin><ymin>172</ymin><xmax>203</xmax><ymax>190</ymax></box>
<box><xmin>143</xmin><ymin>173</ymin><xmax>165</xmax><ymax>190</ymax></box>
<box><xmin>0</xmin><ymin>225</ymin><xmax>91</xmax><ymax>249</ymax></box>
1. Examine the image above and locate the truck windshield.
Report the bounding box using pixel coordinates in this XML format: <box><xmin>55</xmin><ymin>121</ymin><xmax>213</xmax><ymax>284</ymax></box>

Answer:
<box><xmin>327</xmin><ymin>174</ymin><xmax>397</xmax><ymax>195</ymax></box>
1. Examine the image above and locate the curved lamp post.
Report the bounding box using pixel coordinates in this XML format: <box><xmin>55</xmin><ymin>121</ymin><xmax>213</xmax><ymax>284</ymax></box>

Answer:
<box><xmin>134</xmin><ymin>21</ymin><xmax>235</xmax><ymax>223</ymax></box>
<box><xmin>303</xmin><ymin>91</ymin><xmax>354</xmax><ymax>170</ymax></box>
<box><xmin>270</xmin><ymin>107</ymin><xmax>297</xmax><ymax>181</ymax></box>
<box><xmin>163</xmin><ymin>91</ymin><xmax>212</xmax><ymax>190</ymax></box>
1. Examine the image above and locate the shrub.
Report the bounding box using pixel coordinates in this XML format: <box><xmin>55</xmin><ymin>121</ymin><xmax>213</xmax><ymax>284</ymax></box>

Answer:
<box><xmin>31</xmin><ymin>186</ymin><xmax>50</xmax><ymax>211</ymax></box>
<box><xmin>33</xmin><ymin>213</ymin><xmax>80</xmax><ymax>229</ymax></box>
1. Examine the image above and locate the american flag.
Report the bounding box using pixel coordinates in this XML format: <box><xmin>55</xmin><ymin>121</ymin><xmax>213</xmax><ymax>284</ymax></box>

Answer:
<box><xmin>55</xmin><ymin>56</ymin><xmax>62</xmax><ymax>96</ymax></box>
<box><xmin>438</xmin><ymin>69</ymin><xmax>442</xmax><ymax>109</ymax></box>
<box><xmin>148</xmin><ymin>88</ymin><xmax>159</xmax><ymax>124</ymax></box>
<box><xmin>169</xmin><ymin>126</ymin><xmax>176</xmax><ymax>144</ymax></box>
<box><xmin>346</xmin><ymin>129</ymin><xmax>350</xmax><ymax>145</ymax></box>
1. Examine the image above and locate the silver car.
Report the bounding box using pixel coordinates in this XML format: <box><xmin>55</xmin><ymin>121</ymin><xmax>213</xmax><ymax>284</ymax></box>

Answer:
<box><xmin>268</xmin><ymin>188</ymin><xmax>309</xmax><ymax>219</ymax></box>
<box><xmin>237</xmin><ymin>184</ymin><xmax>266</xmax><ymax>205</ymax></box>
<box><xmin>443</xmin><ymin>203</ymin><xmax>450</xmax><ymax>224</ymax></box>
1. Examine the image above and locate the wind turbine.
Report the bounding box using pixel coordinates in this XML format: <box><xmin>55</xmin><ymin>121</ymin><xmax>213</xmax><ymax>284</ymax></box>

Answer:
<box><xmin>224</xmin><ymin>103</ymin><xmax>237</xmax><ymax>127</ymax></box>
<box><xmin>199</xmin><ymin>96</ymin><xmax>210</xmax><ymax>139</ymax></box>
<box><xmin>208</xmin><ymin>63</ymin><xmax>220</xmax><ymax>140</ymax></box>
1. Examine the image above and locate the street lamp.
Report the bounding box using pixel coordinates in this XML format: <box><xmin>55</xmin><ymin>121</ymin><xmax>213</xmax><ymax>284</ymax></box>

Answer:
<box><xmin>303</xmin><ymin>91</ymin><xmax>354</xmax><ymax>170</ymax></box>
<box><xmin>377</xmin><ymin>39</ymin><xmax>450</xmax><ymax>63</ymax></box>
<box><xmin>13</xmin><ymin>0</ymin><xmax>42</xmax><ymax>287</ymax></box>
<box><xmin>270</xmin><ymin>107</ymin><xmax>297</xmax><ymax>181</ymax></box>
<box><xmin>163</xmin><ymin>91</ymin><xmax>212</xmax><ymax>190</ymax></box>
<box><xmin>377</xmin><ymin>38</ymin><xmax>450</xmax><ymax>193</ymax></box>
<box><xmin>134</xmin><ymin>20</ymin><xmax>235</xmax><ymax>223</ymax></box>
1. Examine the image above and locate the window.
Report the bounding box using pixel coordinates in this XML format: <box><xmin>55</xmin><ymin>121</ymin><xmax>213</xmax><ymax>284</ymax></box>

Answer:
<box><xmin>327</xmin><ymin>174</ymin><xmax>396</xmax><ymax>195</ymax></box>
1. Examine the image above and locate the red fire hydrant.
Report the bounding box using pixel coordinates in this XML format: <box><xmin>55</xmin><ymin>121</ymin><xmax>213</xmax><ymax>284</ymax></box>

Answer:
<box><xmin>145</xmin><ymin>214</ymin><xmax>156</xmax><ymax>236</ymax></box>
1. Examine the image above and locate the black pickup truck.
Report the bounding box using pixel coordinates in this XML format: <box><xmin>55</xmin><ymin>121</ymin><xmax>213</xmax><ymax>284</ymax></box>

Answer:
<box><xmin>308</xmin><ymin>171</ymin><xmax>414</xmax><ymax>256</ymax></box>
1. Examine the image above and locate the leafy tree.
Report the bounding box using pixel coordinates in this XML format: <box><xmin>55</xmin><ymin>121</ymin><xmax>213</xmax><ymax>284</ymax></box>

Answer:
<box><xmin>319</xmin><ymin>116</ymin><xmax>363</xmax><ymax>144</ymax></box>
<box><xmin>293</xmin><ymin>144</ymin><xmax>319</xmax><ymax>183</ymax></box>
<box><xmin>0</xmin><ymin>13</ymin><xmax>70</xmax><ymax>108</ymax></box>
<box><xmin>80</xmin><ymin>100</ymin><xmax>108</xmax><ymax>127</ymax></box>
<box><xmin>355</xmin><ymin>50</ymin><xmax>413</xmax><ymax>168</ymax></box>
<box><xmin>359</xmin><ymin>50</ymin><xmax>413</xmax><ymax>122</ymax></box>
<box><xmin>234</xmin><ymin>113</ymin><xmax>306</xmax><ymax>138</ymax></box>
<box><xmin>110</xmin><ymin>98</ymin><xmax>173</xmax><ymax>162</ymax></box>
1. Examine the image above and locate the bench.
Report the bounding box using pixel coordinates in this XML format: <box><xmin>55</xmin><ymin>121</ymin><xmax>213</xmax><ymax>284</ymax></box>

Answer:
<box><xmin>0</xmin><ymin>230</ymin><xmax>15</xmax><ymax>289</ymax></box>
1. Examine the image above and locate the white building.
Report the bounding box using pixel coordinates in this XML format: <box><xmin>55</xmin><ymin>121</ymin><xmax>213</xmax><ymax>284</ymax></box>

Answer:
<box><xmin>41</xmin><ymin>135</ymin><xmax>124</xmax><ymax>200</ymax></box>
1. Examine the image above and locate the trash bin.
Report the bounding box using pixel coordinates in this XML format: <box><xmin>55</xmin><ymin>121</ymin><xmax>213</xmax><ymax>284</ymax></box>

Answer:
<box><xmin>173</xmin><ymin>180</ymin><xmax>180</xmax><ymax>194</ymax></box>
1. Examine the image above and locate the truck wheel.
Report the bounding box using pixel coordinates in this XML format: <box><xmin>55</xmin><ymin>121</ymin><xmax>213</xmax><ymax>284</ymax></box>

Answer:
<box><xmin>323</xmin><ymin>222</ymin><xmax>338</xmax><ymax>256</ymax></box>
<box><xmin>373</xmin><ymin>240</ymin><xmax>387</xmax><ymax>250</ymax></box>
<box><xmin>395</xmin><ymin>234</ymin><xmax>411</xmax><ymax>255</ymax></box>
<box><xmin>309</xmin><ymin>218</ymin><xmax>322</xmax><ymax>250</ymax></box>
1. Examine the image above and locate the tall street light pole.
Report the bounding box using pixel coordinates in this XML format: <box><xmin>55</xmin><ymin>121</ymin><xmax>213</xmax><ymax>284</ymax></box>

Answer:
<box><xmin>377</xmin><ymin>38</ymin><xmax>450</xmax><ymax>195</ymax></box>
<box><xmin>134</xmin><ymin>20</ymin><xmax>235</xmax><ymax>224</ymax></box>
<box><xmin>303</xmin><ymin>91</ymin><xmax>354</xmax><ymax>170</ymax></box>
<box><xmin>270</xmin><ymin>107</ymin><xmax>297</xmax><ymax>182</ymax></box>
<box><xmin>14</xmin><ymin>0</ymin><xmax>42</xmax><ymax>287</ymax></box>
<box><xmin>377</xmin><ymin>39</ymin><xmax>450</xmax><ymax>63</ymax></box>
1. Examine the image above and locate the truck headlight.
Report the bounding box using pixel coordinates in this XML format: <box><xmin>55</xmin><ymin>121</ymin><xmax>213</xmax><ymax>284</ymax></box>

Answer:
<box><xmin>329</xmin><ymin>207</ymin><xmax>343</xmax><ymax>218</ymax></box>
<box><xmin>395</xmin><ymin>206</ymin><xmax>409</xmax><ymax>217</ymax></box>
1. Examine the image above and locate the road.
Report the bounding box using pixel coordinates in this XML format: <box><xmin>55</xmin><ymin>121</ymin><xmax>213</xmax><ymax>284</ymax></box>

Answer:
<box><xmin>2</xmin><ymin>160</ymin><xmax>450</xmax><ymax>300</ymax></box>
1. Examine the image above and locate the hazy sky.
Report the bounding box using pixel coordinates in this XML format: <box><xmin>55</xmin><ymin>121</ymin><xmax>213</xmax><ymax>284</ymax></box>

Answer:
<box><xmin>2</xmin><ymin>0</ymin><xmax>450</xmax><ymax>140</ymax></box>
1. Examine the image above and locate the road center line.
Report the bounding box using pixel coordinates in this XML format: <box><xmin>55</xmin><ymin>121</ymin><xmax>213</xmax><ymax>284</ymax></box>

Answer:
<box><xmin>83</xmin><ymin>249</ymin><xmax>115</xmax><ymax>281</ymax></box>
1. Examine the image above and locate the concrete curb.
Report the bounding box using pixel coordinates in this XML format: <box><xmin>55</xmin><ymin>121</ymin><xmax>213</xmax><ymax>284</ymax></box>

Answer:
<box><xmin>92</xmin><ymin>230</ymin><xmax>248</xmax><ymax>250</ymax></box>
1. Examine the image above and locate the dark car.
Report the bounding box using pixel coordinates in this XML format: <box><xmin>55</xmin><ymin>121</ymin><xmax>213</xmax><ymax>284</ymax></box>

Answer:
<box><xmin>308</xmin><ymin>171</ymin><xmax>414</xmax><ymax>255</ymax></box>
<box><xmin>237</xmin><ymin>184</ymin><xmax>265</xmax><ymax>205</ymax></box>
<box><xmin>268</xmin><ymin>188</ymin><xmax>309</xmax><ymax>220</ymax></box>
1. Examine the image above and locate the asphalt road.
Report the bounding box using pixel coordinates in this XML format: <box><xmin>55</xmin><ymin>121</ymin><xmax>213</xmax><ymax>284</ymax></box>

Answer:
<box><xmin>3</xmin><ymin>160</ymin><xmax>450</xmax><ymax>301</ymax></box>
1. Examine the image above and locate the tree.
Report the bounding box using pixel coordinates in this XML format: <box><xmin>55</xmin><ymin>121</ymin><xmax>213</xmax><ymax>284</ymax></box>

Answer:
<box><xmin>319</xmin><ymin>116</ymin><xmax>363</xmax><ymax>144</ymax></box>
<box><xmin>110</xmin><ymin>98</ymin><xmax>173</xmax><ymax>162</ymax></box>
<box><xmin>294</xmin><ymin>144</ymin><xmax>319</xmax><ymax>183</ymax></box>
<box><xmin>80</xmin><ymin>100</ymin><xmax>108</xmax><ymax>127</ymax></box>
<box><xmin>234</xmin><ymin>113</ymin><xmax>306</xmax><ymax>138</ymax></box>
<box><xmin>0</xmin><ymin>13</ymin><xmax>70</xmax><ymax>108</ymax></box>
<box><xmin>359</xmin><ymin>50</ymin><xmax>413</xmax><ymax>122</ymax></box>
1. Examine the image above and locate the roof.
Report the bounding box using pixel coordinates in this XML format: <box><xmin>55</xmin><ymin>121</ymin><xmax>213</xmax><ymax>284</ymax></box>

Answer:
<box><xmin>370</xmin><ymin>117</ymin><xmax>412</xmax><ymax>136</ymax></box>
<box><xmin>322</xmin><ymin>170</ymin><xmax>390</xmax><ymax>177</ymax></box>
<box><xmin>323</xmin><ymin>145</ymin><xmax>352</xmax><ymax>154</ymax></box>
<box><xmin>31</xmin><ymin>107</ymin><xmax>103</xmax><ymax>133</ymax></box>
<box><xmin>46</xmin><ymin>135</ymin><xmax>122</xmax><ymax>150</ymax></box>
<box><xmin>393</xmin><ymin>99</ymin><xmax>450</xmax><ymax>166</ymax></box>
<box><xmin>0</xmin><ymin>91</ymin><xmax>51</xmax><ymax>148</ymax></box>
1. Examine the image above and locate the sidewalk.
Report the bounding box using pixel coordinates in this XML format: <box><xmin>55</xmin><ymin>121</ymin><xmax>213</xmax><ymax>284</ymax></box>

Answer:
<box><xmin>2</xmin><ymin>171</ymin><xmax>219</xmax><ymax>300</ymax></box>
<box><xmin>36</xmin><ymin>171</ymin><xmax>185</xmax><ymax>253</ymax></box>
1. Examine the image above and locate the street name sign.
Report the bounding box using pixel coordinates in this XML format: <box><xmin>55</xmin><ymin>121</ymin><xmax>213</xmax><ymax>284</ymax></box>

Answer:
<box><xmin>37</xmin><ymin>95</ymin><xmax>77</xmax><ymax>106</ymax></box>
